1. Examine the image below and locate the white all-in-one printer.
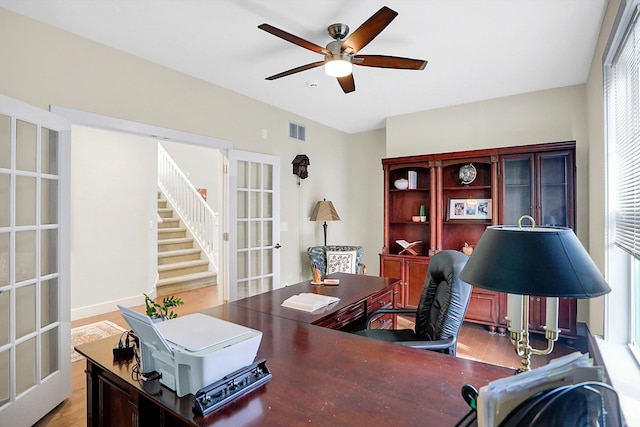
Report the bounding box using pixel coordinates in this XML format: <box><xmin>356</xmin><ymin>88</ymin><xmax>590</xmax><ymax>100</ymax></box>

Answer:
<box><xmin>118</xmin><ymin>305</ymin><xmax>262</xmax><ymax>397</ymax></box>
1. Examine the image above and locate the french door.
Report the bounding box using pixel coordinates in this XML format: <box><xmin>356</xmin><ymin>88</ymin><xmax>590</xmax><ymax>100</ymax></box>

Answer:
<box><xmin>0</xmin><ymin>94</ymin><xmax>71</xmax><ymax>426</ymax></box>
<box><xmin>228</xmin><ymin>150</ymin><xmax>281</xmax><ymax>301</ymax></box>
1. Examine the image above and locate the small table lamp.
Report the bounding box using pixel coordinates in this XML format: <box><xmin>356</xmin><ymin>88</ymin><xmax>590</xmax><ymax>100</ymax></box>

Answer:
<box><xmin>460</xmin><ymin>216</ymin><xmax>611</xmax><ymax>372</ymax></box>
<box><xmin>310</xmin><ymin>199</ymin><xmax>340</xmax><ymax>246</ymax></box>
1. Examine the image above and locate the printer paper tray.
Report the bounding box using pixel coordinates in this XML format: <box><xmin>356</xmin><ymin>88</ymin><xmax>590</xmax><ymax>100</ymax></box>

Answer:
<box><xmin>193</xmin><ymin>359</ymin><xmax>272</xmax><ymax>416</ymax></box>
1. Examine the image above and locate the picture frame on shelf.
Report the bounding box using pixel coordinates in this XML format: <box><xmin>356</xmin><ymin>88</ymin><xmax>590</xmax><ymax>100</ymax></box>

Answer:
<box><xmin>447</xmin><ymin>198</ymin><xmax>492</xmax><ymax>220</ymax></box>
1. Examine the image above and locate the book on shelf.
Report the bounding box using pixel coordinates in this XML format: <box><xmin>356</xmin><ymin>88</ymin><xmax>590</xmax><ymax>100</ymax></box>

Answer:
<box><xmin>396</xmin><ymin>239</ymin><xmax>422</xmax><ymax>249</ymax></box>
<box><xmin>281</xmin><ymin>293</ymin><xmax>340</xmax><ymax>312</ymax></box>
<box><xmin>396</xmin><ymin>239</ymin><xmax>422</xmax><ymax>255</ymax></box>
<box><xmin>408</xmin><ymin>171</ymin><xmax>418</xmax><ymax>189</ymax></box>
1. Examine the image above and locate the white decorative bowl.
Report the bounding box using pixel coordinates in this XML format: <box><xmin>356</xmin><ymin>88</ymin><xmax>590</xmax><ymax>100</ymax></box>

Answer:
<box><xmin>412</xmin><ymin>216</ymin><xmax>421</xmax><ymax>222</ymax></box>
<box><xmin>394</xmin><ymin>178</ymin><xmax>409</xmax><ymax>189</ymax></box>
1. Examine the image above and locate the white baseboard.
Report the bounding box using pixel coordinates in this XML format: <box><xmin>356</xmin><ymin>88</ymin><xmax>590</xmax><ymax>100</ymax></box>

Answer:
<box><xmin>71</xmin><ymin>291</ymin><xmax>156</xmax><ymax>321</ymax></box>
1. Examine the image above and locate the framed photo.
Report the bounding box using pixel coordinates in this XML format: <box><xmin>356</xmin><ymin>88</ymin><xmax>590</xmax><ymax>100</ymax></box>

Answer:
<box><xmin>447</xmin><ymin>198</ymin><xmax>492</xmax><ymax>220</ymax></box>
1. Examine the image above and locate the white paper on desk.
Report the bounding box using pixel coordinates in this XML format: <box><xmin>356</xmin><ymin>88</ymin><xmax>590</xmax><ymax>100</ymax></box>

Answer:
<box><xmin>477</xmin><ymin>352</ymin><xmax>605</xmax><ymax>427</ymax></box>
<box><xmin>281</xmin><ymin>293</ymin><xmax>340</xmax><ymax>312</ymax></box>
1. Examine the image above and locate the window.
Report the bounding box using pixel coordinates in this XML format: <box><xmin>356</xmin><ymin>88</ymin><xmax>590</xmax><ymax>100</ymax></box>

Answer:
<box><xmin>605</xmin><ymin>0</ymin><xmax>640</xmax><ymax>358</ymax></box>
<box><xmin>634</xmin><ymin>258</ymin><xmax>640</xmax><ymax>359</ymax></box>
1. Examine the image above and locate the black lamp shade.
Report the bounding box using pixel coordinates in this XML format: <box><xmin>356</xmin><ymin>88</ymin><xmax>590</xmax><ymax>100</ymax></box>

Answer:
<box><xmin>460</xmin><ymin>226</ymin><xmax>611</xmax><ymax>298</ymax></box>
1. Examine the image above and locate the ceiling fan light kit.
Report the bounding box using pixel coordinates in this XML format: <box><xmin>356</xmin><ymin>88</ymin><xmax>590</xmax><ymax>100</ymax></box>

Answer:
<box><xmin>258</xmin><ymin>6</ymin><xmax>428</xmax><ymax>93</ymax></box>
<box><xmin>325</xmin><ymin>38</ymin><xmax>353</xmax><ymax>77</ymax></box>
<box><xmin>325</xmin><ymin>57</ymin><xmax>353</xmax><ymax>78</ymax></box>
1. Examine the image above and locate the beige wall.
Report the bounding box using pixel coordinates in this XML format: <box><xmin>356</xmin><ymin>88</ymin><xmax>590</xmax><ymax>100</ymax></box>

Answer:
<box><xmin>387</xmin><ymin>85</ymin><xmax>587</xmax><ymax>157</ymax></box>
<box><xmin>344</xmin><ymin>129</ymin><xmax>387</xmax><ymax>274</ymax></box>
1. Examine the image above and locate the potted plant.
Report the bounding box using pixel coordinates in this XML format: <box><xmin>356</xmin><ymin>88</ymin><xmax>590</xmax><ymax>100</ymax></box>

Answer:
<box><xmin>144</xmin><ymin>293</ymin><xmax>184</xmax><ymax>321</ymax></box>
<box><xmin>419</xmin><ymin>204</ymin><xmax>426</xmax><ymax>222</ymax></box>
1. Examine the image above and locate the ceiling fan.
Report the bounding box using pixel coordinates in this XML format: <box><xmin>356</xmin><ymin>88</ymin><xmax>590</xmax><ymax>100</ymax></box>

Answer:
<box><xmin>258</xmin><ymin>6</ymin><xmax>428</xmax><ymax>94</ymax></box>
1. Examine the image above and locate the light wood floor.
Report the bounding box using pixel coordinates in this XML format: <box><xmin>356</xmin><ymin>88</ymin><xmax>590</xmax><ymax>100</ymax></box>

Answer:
<box><xmin>34</xmin><ymin>286</ymin><xmax>583</xmax><ymax>426</ymax></box>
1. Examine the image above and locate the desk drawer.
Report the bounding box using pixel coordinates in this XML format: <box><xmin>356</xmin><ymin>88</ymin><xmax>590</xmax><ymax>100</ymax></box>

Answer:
<box><xmin>366</xmin><ymin>288</ymin><xmax>395</xmax><ymax>330</ymax></box>
<box><xmin>314</xmin><ymin>302</ymin><xmax>365</xmax><ymax>330</ymax></box>
<box><xmin>368</xmin><ymin>313</ymin><xmax>394</xmax><ymax>330</ymax></box>
<box><xmin>367</xmin><ymin>288</ymin><xmax>394</xmax><ymax>313</ymax></box>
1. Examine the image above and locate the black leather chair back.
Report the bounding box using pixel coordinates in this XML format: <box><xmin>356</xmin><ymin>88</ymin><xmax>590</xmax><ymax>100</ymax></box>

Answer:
<box><xmin>414</xmin><ymin>250</ymin><xmax>472</xmax><ymax>351</ymax></box>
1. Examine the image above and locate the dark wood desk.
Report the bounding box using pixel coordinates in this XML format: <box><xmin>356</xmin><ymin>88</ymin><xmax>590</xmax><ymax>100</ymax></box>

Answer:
<box><xmin>77</xmin><ymin>275</ymin><xmax>512</xmax><ymax>426</ymax></box>
<box><xmin>231</xmin><ymin>273</ymin><xmax>399</xmax><ymax>330</ymax></box>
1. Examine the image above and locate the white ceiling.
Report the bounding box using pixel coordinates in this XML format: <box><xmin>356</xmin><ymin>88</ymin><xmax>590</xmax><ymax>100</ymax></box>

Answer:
<box><xmin>0</xmin><ymin>0</ymin><xmax>608</xmax><ymax>134</ymax></box>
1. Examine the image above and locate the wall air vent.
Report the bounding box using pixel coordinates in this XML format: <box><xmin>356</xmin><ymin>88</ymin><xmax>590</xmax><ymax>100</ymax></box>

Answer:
<box><xmin>289</xmin><ymin>121</ymin><xmax>306</xmax><ymax>142</ymax></box>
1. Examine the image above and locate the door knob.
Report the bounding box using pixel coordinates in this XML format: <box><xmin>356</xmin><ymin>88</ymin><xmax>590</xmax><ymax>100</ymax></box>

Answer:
<box><xmin>274</xmin><ymin>243</ymin><xmax>282</xmax><ymax>249</ymax></box>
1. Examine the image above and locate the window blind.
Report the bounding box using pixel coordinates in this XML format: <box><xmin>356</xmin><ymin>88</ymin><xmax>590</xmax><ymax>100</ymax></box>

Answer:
<box><xmin>608</xmin><ymin>6</ymin><xmax>640</xmax><ymax>260</ymax></box>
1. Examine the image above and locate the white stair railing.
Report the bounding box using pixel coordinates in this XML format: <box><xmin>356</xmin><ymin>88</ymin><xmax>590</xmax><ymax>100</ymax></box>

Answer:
<box><xmin>157</xmin><ymin>143</ymin><xmax>218</xmax><ymax>271</ymax></box>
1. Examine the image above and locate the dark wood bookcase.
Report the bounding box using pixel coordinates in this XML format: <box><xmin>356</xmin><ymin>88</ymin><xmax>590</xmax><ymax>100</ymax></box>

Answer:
<box><xmin>499</xmin><ymin>145</ymin><xmax>576</xmax><ymax>337</ymax></box>
<box><xmin>381</xmin><ymin>156</ymin><xmax>434</xmax><ymax>308</ymax></box>
<box><xmin>380</xmin><ymin>141</ymin><xmax>577</xmax><ymax>337</ymax></box>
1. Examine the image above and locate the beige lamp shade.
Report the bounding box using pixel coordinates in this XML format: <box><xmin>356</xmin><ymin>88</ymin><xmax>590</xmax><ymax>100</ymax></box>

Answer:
<box><xmin>310</xmin><ymin>199</ymin><xmax>341</xmax><ymax>222</ymax></box>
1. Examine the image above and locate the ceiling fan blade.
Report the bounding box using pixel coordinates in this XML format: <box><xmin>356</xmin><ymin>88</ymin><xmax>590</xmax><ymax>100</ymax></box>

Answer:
<box><xmin>258</xmin><ymin>23</ymin><xmax>330</xmax><ymax>55</ymax></box>
<box><xmin>265</xmin><ymin>61</ymin><xmax>325</xmax><ymax>80</ymax></box>
<box><xmin>337</xmin><ymin>74</ymin><xmax>355</xmax><ymax>93</ymax></box>
<box><xmin>354</xmin><ymin>55</ymin><xmax>428</xmax><ymax>70</ymax></box>
<box><xmin>341</xmin><ymin>6</ymin><xmax>398</xmax><ymax>54</ymax></box>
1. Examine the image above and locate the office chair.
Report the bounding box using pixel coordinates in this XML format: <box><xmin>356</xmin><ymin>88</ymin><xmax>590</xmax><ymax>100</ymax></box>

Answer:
<box><xmin>355</xmin><ymin>250</ymin><xmax>471</xmax><ymax>355</ymax></box>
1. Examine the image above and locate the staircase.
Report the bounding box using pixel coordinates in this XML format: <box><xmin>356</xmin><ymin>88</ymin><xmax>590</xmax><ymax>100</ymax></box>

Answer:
<box><xmin>156</xmin><ymin>192</ymin><xmax>216</xmax><ymax>296</ymax></box>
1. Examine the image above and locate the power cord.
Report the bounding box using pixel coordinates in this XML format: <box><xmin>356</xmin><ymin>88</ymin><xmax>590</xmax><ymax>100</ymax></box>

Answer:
<box><xmin>115</xmin><ymin>331</ymin><xmax>162</xmax><ymax>395</ymax></box>
<box><xmin>128</xmin><ymin>343</ymin><xmax>162</xmax><ymax>395</ymax></box>
<box><xmin>113</xmin><ymin>330</ymin><xmax>136</xmax><ymax>360</ymax></box>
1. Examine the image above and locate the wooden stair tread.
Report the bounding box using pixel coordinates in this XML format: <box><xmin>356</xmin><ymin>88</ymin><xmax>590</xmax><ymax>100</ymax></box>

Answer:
<box><xmin>157</xmin><ymin>271</ymin><xmax>216</xmax><ymax>286</ymax></box>
<box><xmin>158</xmin><ymin>218</ymin><xmax>180</xmax><ymax>229</ymax></box>
<box><xmin>158</xmin><ymin>259</ymin><xmax>208</xmax><ymax>272</ymax></box>
<box><xmin>158</xmin><ymin>227</ymin><xmax>187</xmax><ymax>233</ymax></box>
<box><xmin>158</xmin><ymin>248</ymin><xmax>201</xmax><ymax>258</ymax></box>
<box><xmin>157</xmin><ymin>237</ymin><xmax>193</xmax><ymax>245</ymax></box>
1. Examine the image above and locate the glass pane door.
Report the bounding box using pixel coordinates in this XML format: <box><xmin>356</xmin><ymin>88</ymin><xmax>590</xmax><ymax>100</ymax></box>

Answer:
<box><xmin>228</xmin><ymin>150</ymin><xmax>280</xmax><ymax>301</ymax></box>
<box><xmin>502</xmin><ymin>155</ymin><xmax>534</xmax><ymax>225</ymax></box>
<box><xmin>0</xmin><ymin>95</ymin><xmax>70</xmax><ymax>426</ymax></box>
<box><xmin>538</xmin><ymin>153</ymin><xmax>570</xmax><ymax>227</ymax></box>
